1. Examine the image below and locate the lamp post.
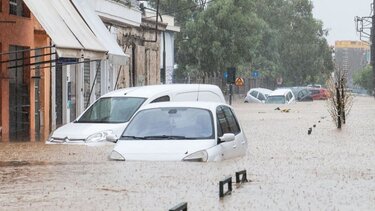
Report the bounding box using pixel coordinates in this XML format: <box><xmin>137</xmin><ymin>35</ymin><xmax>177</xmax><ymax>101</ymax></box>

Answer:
<box><xmin>372</xmin><ymin>0</ymin><xmax>375</xmax><ymax>97</ymax></box>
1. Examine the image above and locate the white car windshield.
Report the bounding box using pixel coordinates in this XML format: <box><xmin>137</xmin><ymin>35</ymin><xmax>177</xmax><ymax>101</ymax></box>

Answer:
<box><xmin>122</xmin><ymin>107</ymin><xmax>214</xmax><ymax>140</ymax></box>
<box><xmin>77</xmin><ymin>97</ymin><xmax>146</xmax><ymax>123</ymax></box>
<box><xmin>266</xmin><ymin>96</ymin><xmax>286</xmax><ymax>104</ymax></box>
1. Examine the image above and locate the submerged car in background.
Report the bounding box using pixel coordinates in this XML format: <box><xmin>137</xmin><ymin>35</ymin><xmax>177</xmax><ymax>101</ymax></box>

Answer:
<box><xmin>294</xmin><ymin>87</ymin><xmax>313</xmax><ymax>102</ymax></box>
<box><xmin>109</xmin><ymin>102</ymin><xmax>248</xmax><ymax>162</ymax></box>
<box><xmin>307</xmin><ymin>87</ymin><xmax>330</xmax><ymax>100</ymax></box>
<box><xmin>265</xmin><ymin>88</ymin><xmax>296</xmax><ymax>104</ymax></box>
<box><xmin>244</xmin><ymin>88</ymin><xmax>272</xmax><ymax>103</ymax></box>
<box><xmin>47</xmin><ymin>84</ymin><xmax>226</xmax><ymax>145</ymax></box>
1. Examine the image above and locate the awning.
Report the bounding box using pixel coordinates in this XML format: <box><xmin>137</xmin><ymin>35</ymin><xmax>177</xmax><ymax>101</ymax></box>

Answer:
<box><xmin>24</xmin><ymin>0</ymin><xmax>107</xmax><ymax>60</ymax></box>
<box><xmin>72</xmin><ymin>0</ymin><xmax>128</xmax><ymax>65</ymax></box>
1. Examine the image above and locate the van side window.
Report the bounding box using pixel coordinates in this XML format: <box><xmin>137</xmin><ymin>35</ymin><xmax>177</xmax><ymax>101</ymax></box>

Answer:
<box><xmin>151</xmin><ymin>95</ymin><xmax>170</xmax><ymax>103</ymax></box>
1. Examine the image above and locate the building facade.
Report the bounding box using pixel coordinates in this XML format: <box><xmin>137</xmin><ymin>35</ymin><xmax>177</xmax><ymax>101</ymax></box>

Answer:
<box><xmin>1</xmin><ymin>0</ymin><xmax>177</xmax><ymax>142</ymax></box>
<box><xmin>0</xmin><ymin>0</ymin><xmax>51</xmax><ymax>141</ymax></box>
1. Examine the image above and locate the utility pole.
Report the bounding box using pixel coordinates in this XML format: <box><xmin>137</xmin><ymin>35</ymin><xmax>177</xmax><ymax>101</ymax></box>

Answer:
<box><xmin>372</xmin><ymin>0</ymin><xmax>375</xmax><ymax>97</ymax></box>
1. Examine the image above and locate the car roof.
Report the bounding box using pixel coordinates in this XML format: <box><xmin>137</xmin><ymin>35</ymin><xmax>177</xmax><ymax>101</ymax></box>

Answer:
<box><xmin>100</xmin><ymin>84</ymin><xmax>222</xmax><ymax>98</ymax></box>
<box><xmin>269</xmin><ymin>88</ymin><xmax>292</xmax><ymax>96</ymax></box>
<box><xmin>137</xmin><ymin>101</ymin><xmax>228</xmax><ymax>111</ymax></box>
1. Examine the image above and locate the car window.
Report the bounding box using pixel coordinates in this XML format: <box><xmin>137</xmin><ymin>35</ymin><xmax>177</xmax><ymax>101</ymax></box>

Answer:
<box><xmin>298</xmin><ymin>91</ymin><xmax>303</xmax><ymax>98</ymax></box>
<box><xmin>123</xmin><ymin>107</ymin><xmax>214</xmax><ymax>139</ymax></box>
<box><xmin>285</xmin><ymin>93</ymin><xmax>290</xmax><ymax>101</ymax></box>
<box><xmin>287</xmin><ymin>92</ymin><xmax>293</xmax><ymax>101</ymax></box>
<box><xmin>250</xmin><ymin>91</ymin><xmax>258</xmax><ymax>98</ymax></box>
<box><xmin>258</xmin><ymin>93</ymin><xmax>265</xmax><ymax>101</ymax></box>
<box><xmin>216</xmin><ymin>106</ymin><xmax>240</xmax><ymax>137</ymax></box>
<box><xmin>77</xmin><ymin>97</ymin><xmax>146</xmax><ymax>123</ymax></box>
<box><xmin>151</xmin><ymin>95</ymin><xmax>170</xmax><ymax>103</ymax></box>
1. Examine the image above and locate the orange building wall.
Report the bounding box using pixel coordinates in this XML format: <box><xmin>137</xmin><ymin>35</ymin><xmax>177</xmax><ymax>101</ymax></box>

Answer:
<box><xmin>0</xmin><ymin>2</ymin><xmax>50</xmax><ymax>141</ymax></box>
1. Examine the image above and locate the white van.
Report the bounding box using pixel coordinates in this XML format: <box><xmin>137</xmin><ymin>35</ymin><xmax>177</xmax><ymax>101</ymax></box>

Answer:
<box><xmin>47</xmin><ymin>84</ymin><xmax>225</xmax><ymax>144</ymax></box>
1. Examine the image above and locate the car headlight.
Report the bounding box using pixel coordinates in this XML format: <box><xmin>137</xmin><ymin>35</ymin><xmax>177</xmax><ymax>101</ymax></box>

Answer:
<box><xmin>183</xmin><ymin>150</ymin><xmax>208</xmax><ymax>162</ymax></box>
<box><xmin>86</xmin><ymin>130</ymin><xmax>113</xmax><ymax>143</ymax></box>
<box><xmin>109</xmin><ymin>150</ymin><xmax>125</xmax><ymax>161</ymax></box>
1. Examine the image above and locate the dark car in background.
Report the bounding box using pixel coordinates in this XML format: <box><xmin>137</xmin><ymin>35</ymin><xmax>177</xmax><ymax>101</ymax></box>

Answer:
<box><xmin>295</xmin><ymin>88</ymin><xmax>313</xmax><ymax>102</ymax></box>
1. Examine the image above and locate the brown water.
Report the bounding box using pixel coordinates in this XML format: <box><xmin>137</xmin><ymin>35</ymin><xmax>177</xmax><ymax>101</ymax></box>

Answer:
<box><xmin>1</xmin><ymin>97</ymin><xmax>375</xmax><ymax>210</ymax></box>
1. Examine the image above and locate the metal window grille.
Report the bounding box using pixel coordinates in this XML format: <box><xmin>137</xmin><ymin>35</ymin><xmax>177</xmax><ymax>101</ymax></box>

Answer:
<box><xmin>9</xmin><ymin>0</ymin><xmax>17</xmax><ymax>15</ymax></box>
<box><xmin>95</xmin><ymin>61</ymin><xmax>101</xmax><ymax>99</ymax></box>
<box><xmin>8</xmin><ymin>45</ymin><xmax>30</xmax><ymax>140</ymax></box>
<box><xmin>83</xmin><ymin>59</ymin><xmax>90</xmax><ymax>108</ymax></box>
<box><xmin>9</xmin><ymin>0</ymin><xmax>30</xmax><ymax>17</ymax></box>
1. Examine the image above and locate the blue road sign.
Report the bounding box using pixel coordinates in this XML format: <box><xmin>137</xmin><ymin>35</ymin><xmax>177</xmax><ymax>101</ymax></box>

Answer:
<box><xmin>224</xmin><ymin>71</ymin><xmax>228</xmax><ymax>79</ymax></box>
<box><xmin>251</xmin><ymin>70</ymin><xmax>260</xmax><ymax>78</ymax></box>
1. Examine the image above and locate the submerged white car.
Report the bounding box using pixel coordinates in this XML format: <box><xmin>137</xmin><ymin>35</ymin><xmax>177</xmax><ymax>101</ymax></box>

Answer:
<box><xmin>244</xmin><ymin>88</ymin><xmax>272</xmax><ymax>103</ymax></box>
<box><xmin>265</xmin><ymin>88</ymin><xmax>296</xmax><ymax>104</ymax></box>
<box><xmin>47</xmin><ymin>84</ymin><xmax>226</xmax><ymax>145</ymax></box>
<box><xmin>109</xmin><ymin>102</ymin><xmax>248</xmax><ymax>161</ymax></box>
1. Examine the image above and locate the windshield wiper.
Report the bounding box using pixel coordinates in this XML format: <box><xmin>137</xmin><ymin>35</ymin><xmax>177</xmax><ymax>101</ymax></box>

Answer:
<box><xmin>121</xmin><ymin>135</ymin><xmax>146</xmax><ymax>140</ymax></box>
<box><xmin>143</xmin><ymin>135</ymin><xmax>198</xmax><ymax>140</ymax></box>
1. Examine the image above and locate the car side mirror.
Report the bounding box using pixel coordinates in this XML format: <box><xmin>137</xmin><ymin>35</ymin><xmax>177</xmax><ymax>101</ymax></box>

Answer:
<box><xmin>106</xmin><ymin>134</ymin><xmax>118</xmax><ymax>143</ymax></box>
<box><xmin>219</xmin><ymin>133</ymin><xmax>235</xmax><ymax>143</ymax></box>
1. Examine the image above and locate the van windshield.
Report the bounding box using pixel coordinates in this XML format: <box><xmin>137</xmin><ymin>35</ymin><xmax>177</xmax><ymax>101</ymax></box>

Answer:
<box><xmin>76</xmin><ymin>97</ymin><xmax>146</xmax><ymax>123</ymax></box>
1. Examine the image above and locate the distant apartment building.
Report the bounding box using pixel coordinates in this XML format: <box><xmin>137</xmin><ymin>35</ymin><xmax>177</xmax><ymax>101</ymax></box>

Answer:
<box><xmin>334</xmin><ymin>41</ymin><xmax>370</xmax><ymax>89</ymax></box>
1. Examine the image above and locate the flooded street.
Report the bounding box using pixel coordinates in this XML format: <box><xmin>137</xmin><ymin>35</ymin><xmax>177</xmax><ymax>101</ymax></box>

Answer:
<box><xmin>1</xmin><ymin>97</ymin><xmax>375</xmax><ymax>210</ymax></box>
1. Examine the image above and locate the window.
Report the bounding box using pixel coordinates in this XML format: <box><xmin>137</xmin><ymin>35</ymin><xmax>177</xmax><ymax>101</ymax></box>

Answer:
<box><xmin>221</xmin><ymin>106</ymin><xmax>240</xmax><ymax>134</ymax></box>
<box><xmin>151</xmin><ymin>95</ymin><xmax>170</xmax><ymax>103</ymax></box>
<box><xmin>1</xmin><ymin>0</ymin><xmax>3</xmax><ymax>12</ymax></box>
<box><xmin>216</xmin><ymin>106</ymin><xmax>241</xmax><ymax>137</ymax></box>
<box><xmin>77</xmin><ymin>97</ymin><xmax>146</xmax><ymax>123</ymax></box>
<box><xmin>250</xmin><ymin>91</ymin><xmax>258</xmax><ymax>98</ymax></box>
<box><xmin>258</xmin><ymin>93</ymin><xmax>265</xmax><ymax>101</ymax></box>
<box><xmin>9</xmin><ymin>0</ymin><xmax>30</xmax><ymax>17</ymax></box>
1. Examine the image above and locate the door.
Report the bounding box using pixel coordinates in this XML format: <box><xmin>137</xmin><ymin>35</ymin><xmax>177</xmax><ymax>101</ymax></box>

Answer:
<box><xmin>8</xmin><ymin>45</ymin><xmax>30</xmax><ymax>141</ymax></box>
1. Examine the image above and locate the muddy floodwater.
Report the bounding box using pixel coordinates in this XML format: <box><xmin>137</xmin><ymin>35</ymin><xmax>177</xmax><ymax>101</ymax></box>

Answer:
<box><xmin>1</xmin><ymin>97</ymin><xmax>375</xmax><ymax>210</ymax></box>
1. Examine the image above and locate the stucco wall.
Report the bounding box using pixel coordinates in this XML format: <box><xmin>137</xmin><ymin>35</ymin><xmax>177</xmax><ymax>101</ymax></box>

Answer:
<box><xmin>0</xmin><ymin>3</ymin><xmax>50</xmax><ymax>141</ymax></box>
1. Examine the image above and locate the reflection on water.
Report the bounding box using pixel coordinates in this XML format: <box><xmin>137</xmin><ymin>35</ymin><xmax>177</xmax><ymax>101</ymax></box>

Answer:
<box><xmin>0</xmin><ymin>135</ymin><xmax>46</xmax><ymax>143</ymax></box>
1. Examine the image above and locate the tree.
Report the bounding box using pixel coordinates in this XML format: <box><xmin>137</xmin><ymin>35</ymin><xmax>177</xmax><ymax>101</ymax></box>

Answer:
<box><xmin>149</xmin><ymin>0</ymin><xmax>334</xmax><ymax>85</ymax></box>
<box><xmin>327</xmin><ymin>68</ymin><xmax>353</xmax><ymax>129</ymax></box>
<box><xmin>354</xmin><ymin>65</ymin><xmax>373</xmax><ymax>94</ymax></box>
<box><xmin>178</xmin><ymin>0</ymin><xmax>276</xmax><ymax>78</ymax></box>
<box><xmin>274</xmin><ymin>0</ymin><xmax>333</xmax><ymax>86</ymax></box>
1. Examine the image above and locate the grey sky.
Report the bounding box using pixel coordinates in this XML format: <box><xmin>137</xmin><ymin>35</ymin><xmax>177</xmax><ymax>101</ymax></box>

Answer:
<box><xmin>312</xmin><ymin>0</ymin><xmax>372</xmax><ymax>45</ymax></box>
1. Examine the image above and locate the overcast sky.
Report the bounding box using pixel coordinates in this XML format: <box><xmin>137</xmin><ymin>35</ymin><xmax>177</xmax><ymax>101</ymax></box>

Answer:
<box><xmin>312</xmin><ymin>0</ymin><xmax>372</xmax><ymax>45</ymax></box>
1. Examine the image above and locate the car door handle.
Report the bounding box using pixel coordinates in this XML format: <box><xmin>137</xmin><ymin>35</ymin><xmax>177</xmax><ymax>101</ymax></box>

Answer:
<box><xmin>233</xmin><ymin>145</ymin><xmax>237</xmax><ymax>149</ymax></box>
<box><xmin>241</xmin><ymin>141</ymin><xmax>245</xmax><ymax>144</ymax></box>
